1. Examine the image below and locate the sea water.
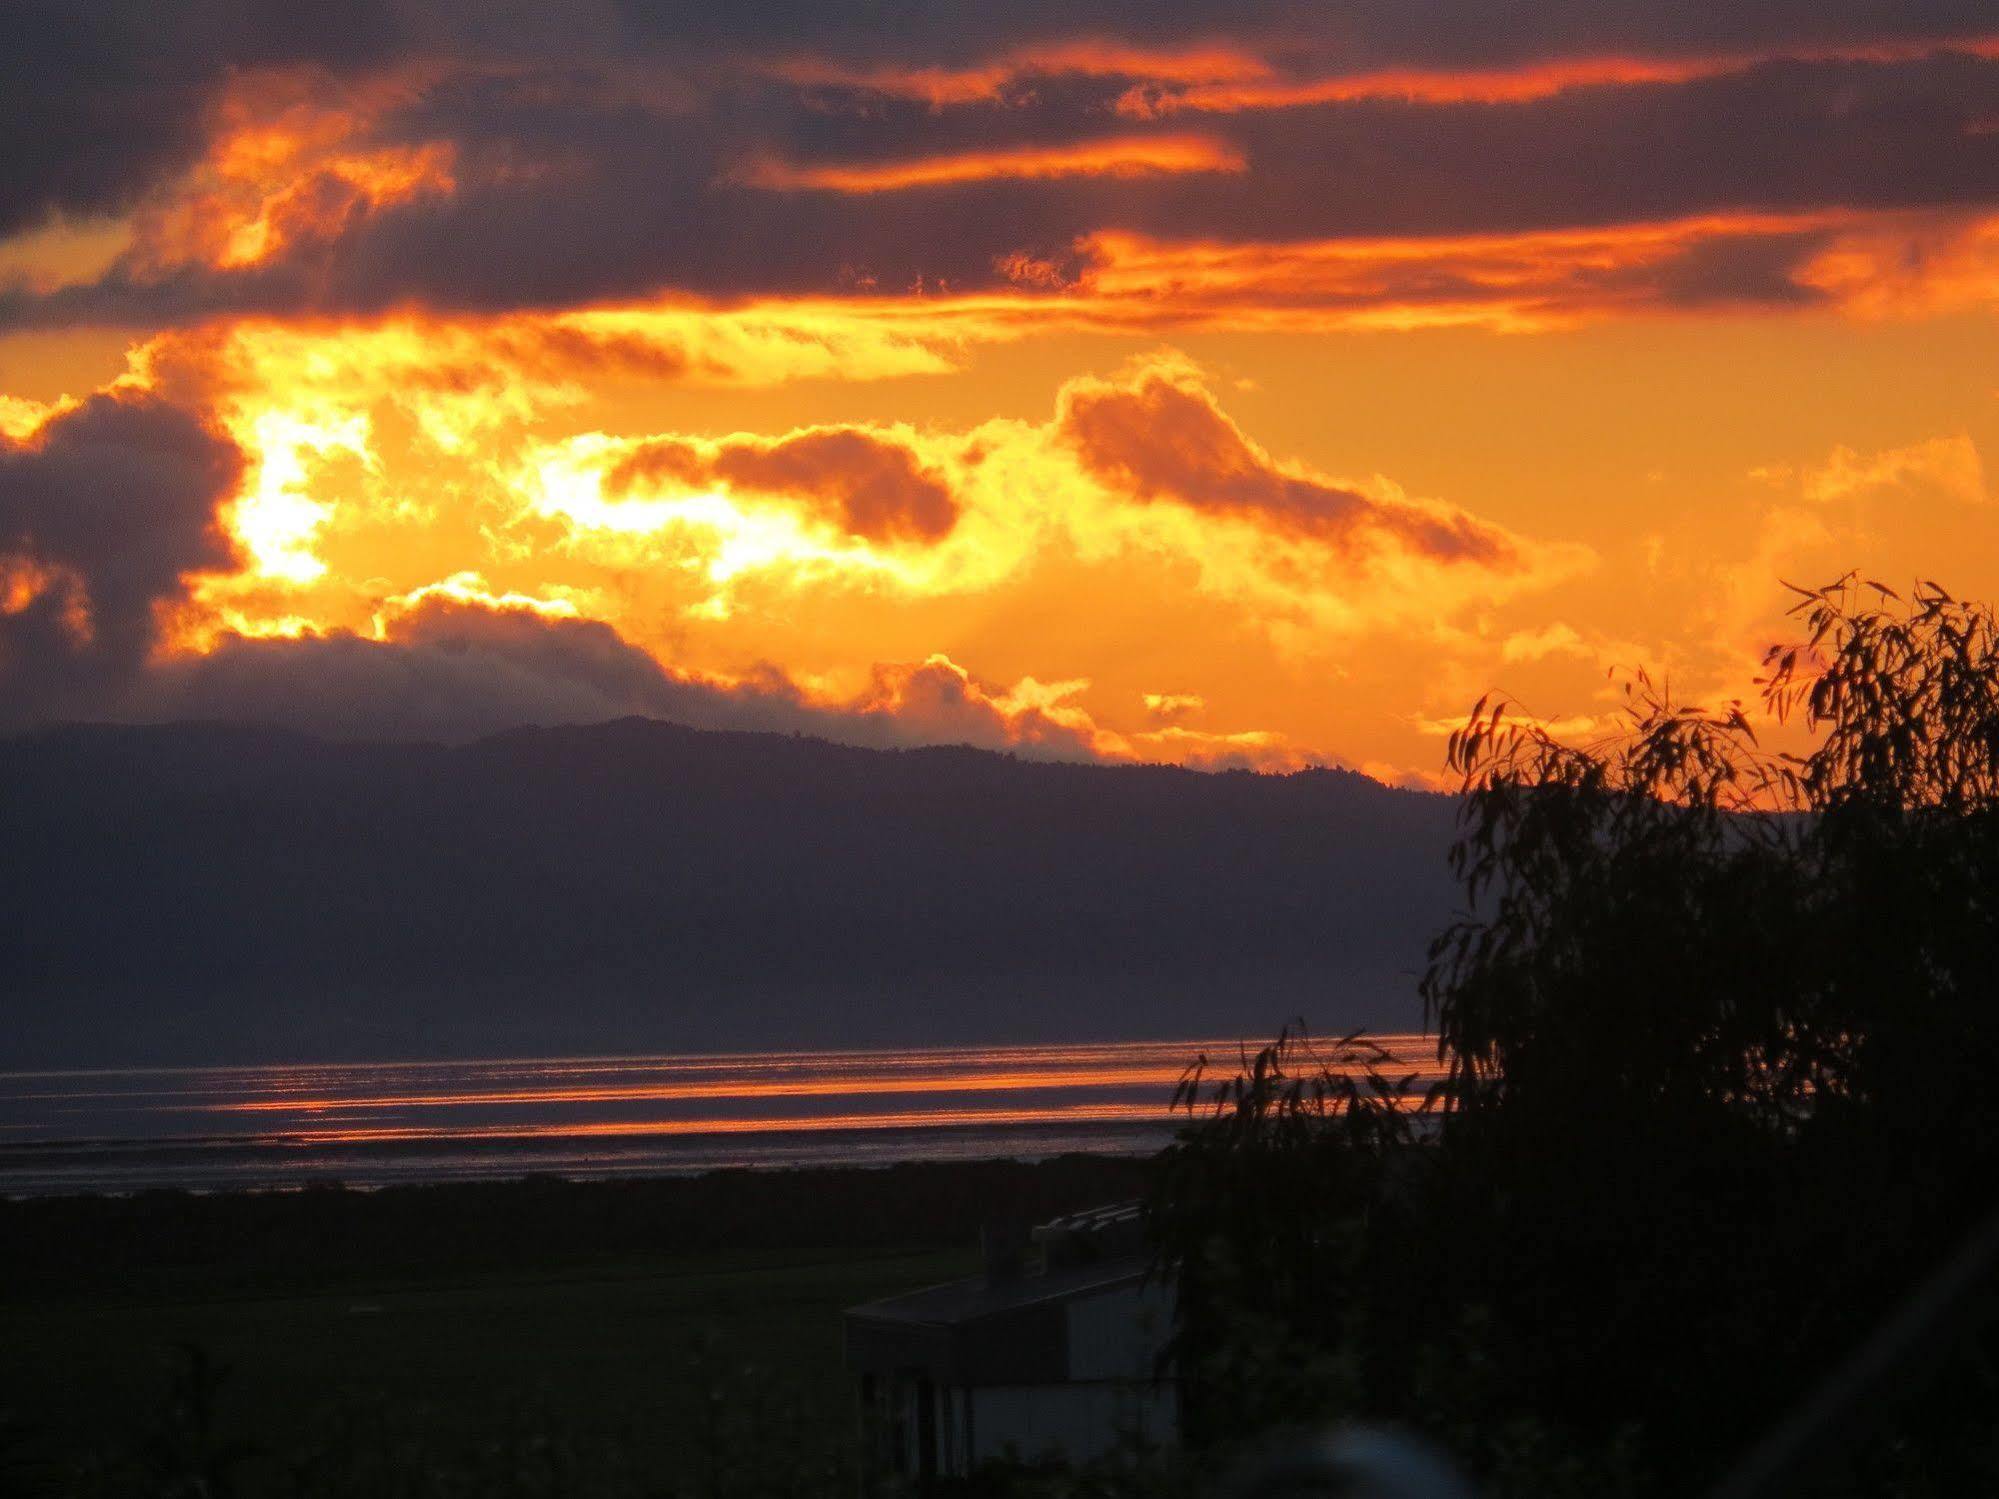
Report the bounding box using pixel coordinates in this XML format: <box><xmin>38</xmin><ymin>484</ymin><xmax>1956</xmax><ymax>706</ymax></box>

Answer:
<box><xmin>0</xmin><ymin>1034</ymin><xmax>1440</xmax><ymax>1196</ymax></box>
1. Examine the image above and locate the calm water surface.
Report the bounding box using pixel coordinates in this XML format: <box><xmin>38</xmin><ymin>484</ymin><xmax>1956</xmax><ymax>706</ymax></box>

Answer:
<box><xmin>0</xmin><ymin>1035</ymin><xmax>1439</xmax><ymax>1196</ymax></box>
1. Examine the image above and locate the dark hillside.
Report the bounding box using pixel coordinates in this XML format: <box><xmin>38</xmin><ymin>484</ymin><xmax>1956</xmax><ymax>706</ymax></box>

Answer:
<box><xmin>0</xmin><ymin>718</ymin><xmax>1456</xmax><ymax>1065</ymax></box>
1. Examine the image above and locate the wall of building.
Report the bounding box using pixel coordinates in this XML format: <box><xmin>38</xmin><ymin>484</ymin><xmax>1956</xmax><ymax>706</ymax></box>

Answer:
<box><xmin>1065</xmin><ymin>1279</ymin><xmax>1173</xmax><ymax>1381</ymax></box>
<box><xmin>854</xmin><ymin>1268</ymin><xmax>1179</xmax><ymax>1485</ymax></box>
<box><xmin>965</xmin><ymin>1381</ymin><xmax>1177</xmax><ymax>1468</ymax></box>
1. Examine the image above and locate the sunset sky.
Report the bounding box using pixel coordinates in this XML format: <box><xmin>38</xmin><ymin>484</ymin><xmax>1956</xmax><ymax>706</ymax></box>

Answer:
<box><xmin>4</xmin><ymin>3</ymin><xmax>1998</xmax><ymax>784</ymax></box>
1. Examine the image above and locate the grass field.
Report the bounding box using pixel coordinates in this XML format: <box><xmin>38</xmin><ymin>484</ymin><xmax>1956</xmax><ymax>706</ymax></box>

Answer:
<box><xmin>0</xmin><ymin>1160</ymin><xmax>1149</xmax><ymax>1496</ymax></box>
<box><xmin>3</xmin><ymin>1244</ymin><xmax>976</xmax><ymax>1495</ymax></box>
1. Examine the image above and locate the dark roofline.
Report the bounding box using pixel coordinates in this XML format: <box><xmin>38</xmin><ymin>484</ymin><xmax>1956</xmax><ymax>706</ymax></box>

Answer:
<box><xmin>847</xmin><ymin>1254</ymin><xmax>1152</xmax><ymax>1329</ymax></box>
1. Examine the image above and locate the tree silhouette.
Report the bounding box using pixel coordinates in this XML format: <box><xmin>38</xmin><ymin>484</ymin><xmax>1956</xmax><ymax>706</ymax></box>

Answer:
<box><xmin>1151</xmin><ymin>576</ymin><xmax>1999</xmax><ymax>1495</ymax></box>
<box><xmin>1428</xmin><ymin>575</ymin><xmax>1999</xmax><ymax>1136</ymax></box>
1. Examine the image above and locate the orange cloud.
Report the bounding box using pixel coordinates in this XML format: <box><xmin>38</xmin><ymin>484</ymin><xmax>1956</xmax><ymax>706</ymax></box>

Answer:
<box><xmin>1057</xmin><ymin>360</ymin><xmax>1516</xmax><ymax>563</ymax></box>
<box><xmin>15</xmin><ymin>315</ymin><xmax>1570</xmax><ymax>774</ymax></box>
<box><xmin>766</xmin><ymin>34</ymin><xmax>1999</xmax><ymax>118</ymax></box>
<box><xmin>1114</xmin><ymin>34</ymin><xmax>1999</xmax><ymax>116</ymax></box>
<box><xmin>474</xmin><ymin>208</ymin><xmax>1978</xmax><ymax>349</ymax></box>
<box><xmin>126</xmin><ymin>70</ymin><xmax>455</xmax><ymax>276</ymax></box>
<box><xmin>846</xmin><ymin>655</ymin><xmax>1321</xmax><ymax>770</ymax></box>
<box><xmin>1795</xmin><ymin>212</ymin><xmax>1999</xmax><ymax>319</ymax></box>
<box><xmin>1065</xmin><ymin>210</ymin><xmax>1861</xmax><ymax>332</ymax></box>
<box><xmin>736</xmin><ymin>132</ymin><xmax>1244</xmax><ymax>193</ymax></box>
<box><xmin>1777</xmin><ymin>435</ymin><xmax>1989</xmax><ymax>508</ymax></box>
<box><xmin>7</xmin><ymin>30</ymin><xmax>1996</xmax><ymax>342</ymax></box>
<box><xmin>768</xmin><ymin>40</ymin><xmax>1268</xmax><ymax>107</ymax></box>
<box><xmin>1498</xmin><ymin>622</ymin><xmax>1595</xmax><ymax>665</ymax></box>
<box><xmin>10</xmin><ymin>22</ymin><xmax>1999</xmax><ymax>789</ymax></box>
<box><xmin>1142</xmin><ymin>691</ymin><xmax>1204</xmax><ymax>722</ymax></box>
<box><xmin>657</xmin><ymin>205</ymin><xmax>1999</xmax><ymax>339</ymax></box>
<box><xmin>121</xmin><ymin>304</ymin><xmax>966</xmax><ymax>598</ymax></box>
<box><xmin>0</xmin><ymin>394</ymin><xmax>75</xmax><ymax>442</ymax></box>
<box><xmin>852</xmin><ymin>654</ymin><xmax>1100</xmax><ymax>756</ymax></box>
<box><xmin>514</xmin><ymin>354</ymin><xmax>1562</xmax><ymax>636</ymax></box>
<box><xmin>609</xmin><ymin>427</ymin><xmax>959</xmax><ymax>544</ymax></box>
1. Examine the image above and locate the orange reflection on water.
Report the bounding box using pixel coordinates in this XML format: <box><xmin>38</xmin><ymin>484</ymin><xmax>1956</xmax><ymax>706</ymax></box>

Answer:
<box><xmin>189</xmin><ymin>1036</ymin><xmax>1442</xmax><ymax>1118</ymax></box>
<box><xmin>287</xmin><ymin>1100</ymin><xmax>1159</xmax><ymax>1145</ymax></box>
<box><xmin>211</xmin><ymin>1064</ymin><xmax>1201</xmax><ymax>1114</ymax></box>
<box><xmin>284</xmin><ymin>1090</ymin><xmax>1439</xmax><ymax>1147</ymax></box>
<box><xmin>0</xmin><ymin>1036</ymin><xmax>1448</xmax><ymax>1196</ymax></box>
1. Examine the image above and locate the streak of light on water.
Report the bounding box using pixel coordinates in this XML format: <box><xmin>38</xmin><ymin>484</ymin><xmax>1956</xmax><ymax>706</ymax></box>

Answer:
<box><xmin>0</xmin><ymin>1034</ymin><xmax>1441</xmax><ymax>1196</ymax></box>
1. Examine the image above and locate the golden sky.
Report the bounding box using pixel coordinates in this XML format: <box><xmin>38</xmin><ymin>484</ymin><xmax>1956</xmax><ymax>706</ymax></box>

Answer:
<box><xmin>2</xmin><ymin>5</ymin><xmax>1997</xmax><ymax>783</ymax></box>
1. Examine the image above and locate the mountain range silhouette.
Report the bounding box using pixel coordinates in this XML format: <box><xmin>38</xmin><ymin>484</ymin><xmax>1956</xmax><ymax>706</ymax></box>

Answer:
<box><xmin>1</xmin><ymin>718</ymin><xmax>1457</xmax><ymax>1066</ymax></box>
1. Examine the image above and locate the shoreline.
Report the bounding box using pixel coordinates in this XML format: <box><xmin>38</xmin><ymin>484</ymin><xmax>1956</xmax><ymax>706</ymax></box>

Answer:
<box><xmin>2</xmin><ymin>1152</ymin><xmax>1157</xmax><ymax>1294</ymax></box>
<box><xmin>0</xmin><ymin>1118</ymin><xmax>1181</xmax><ymax>1200</ymax></box>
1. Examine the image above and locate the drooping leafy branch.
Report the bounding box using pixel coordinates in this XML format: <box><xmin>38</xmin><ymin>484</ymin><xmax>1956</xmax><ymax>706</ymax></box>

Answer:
<box><xmin>1145</xmin><ymin>1024</ymin><xmax>1429</xmax><ymax>1445</ymax></box>
<box><xmin>1146</xmin><ymin>575</ymin><xmax>1999</xmax><ymax>1495</ymax></box>
<box><xmin>1423</xmin><ymin>575</ymin><xmax>1999</xmax><ymax>1130</ymax></box>
<box><xmin>1766</xmin><ymin>577</ymin><xmax>1999</xmax><ymax>815</ymax></box>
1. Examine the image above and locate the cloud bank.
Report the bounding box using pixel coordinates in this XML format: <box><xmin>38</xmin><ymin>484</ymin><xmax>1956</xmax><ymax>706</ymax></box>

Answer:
<box><xmin>5</xmin><ymin>349</ymin><xmax>1512</xmax><ymax>771</ymax></box>
<box><xmin>0</xmin><ymin>5</ymin><xmax>1993</xmax><ymax>331</ymax></box>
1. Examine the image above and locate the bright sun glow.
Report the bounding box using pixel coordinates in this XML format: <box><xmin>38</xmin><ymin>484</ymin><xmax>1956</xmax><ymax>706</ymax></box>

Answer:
<box><xmin>227</xmin><ymin>408</ymin><xmax>373</xmax><ymax>584</ymax></box>
<box><xmin>3</xmin><ymin>20</ymin><xmax>1998</xmax><ymax>780</ymax></box>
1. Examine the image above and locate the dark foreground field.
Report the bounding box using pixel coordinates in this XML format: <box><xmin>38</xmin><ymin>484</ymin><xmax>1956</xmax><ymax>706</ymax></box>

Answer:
<box><xmin>0</xmin><ymin>1157</ymin><xmax>1148</xmax><ymax>1497</ymax></box>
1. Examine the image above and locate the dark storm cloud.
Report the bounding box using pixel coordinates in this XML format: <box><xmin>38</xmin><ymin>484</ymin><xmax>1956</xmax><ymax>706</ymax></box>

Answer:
<box><xmin>128</xmin><ymin>600</ymin><xmax>1101</xmax><ymax>756</ymax></box>
<box><xmin>134</xmin><ymin>603</ymin><xmax>807</xmax><ymax>744</ymax></box>
<box><xmin>1645</xmin><ymin>230</ymin><xmax>1832</xmax><ymax>307</ymax></box>
<box><xmin>1211</xmin><ymin>56</ymin><xmax>1999</xmax><ymax>234</ymax></box>
<box><xmin>0</xmin><ymin>394</ymin><xmax>243</xmax><ymax>722</ymax></box>
<box><xmin>596</xmin><ymin>1</ymin><xmax>1999</xmax><ymax>73</ymax></box>
<box><xmin>0</xmin><ymin>1</ymin><xmax>400</xmax><ymax>237</ymax></box>
<box><xmin>2</xmin><ymin>4</ymin><xmax>1997</xmax><ymax>330</ymax></box>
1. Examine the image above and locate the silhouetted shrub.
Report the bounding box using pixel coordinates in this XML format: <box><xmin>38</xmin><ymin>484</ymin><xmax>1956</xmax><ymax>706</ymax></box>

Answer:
<box><xmin>1151</xmin><ymin>577</ymin><xmax>1999</xmax><ymax>1495</ymax></box>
